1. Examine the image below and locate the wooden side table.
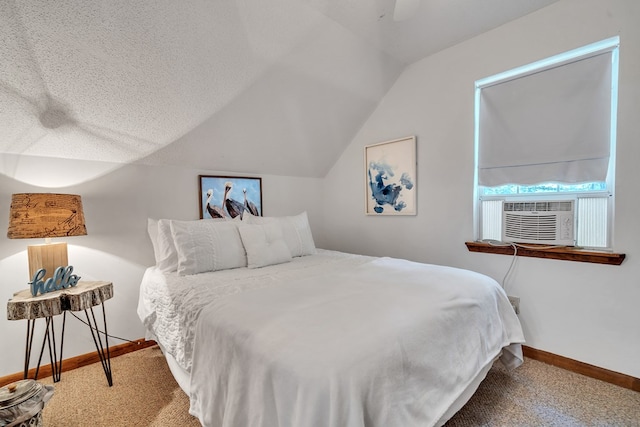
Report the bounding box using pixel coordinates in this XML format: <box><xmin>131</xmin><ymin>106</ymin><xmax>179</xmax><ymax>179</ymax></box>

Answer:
<box><xmin>6</xmin><ymin>281</ymin><xmax>114</xmax><ymax>386</ymax></box>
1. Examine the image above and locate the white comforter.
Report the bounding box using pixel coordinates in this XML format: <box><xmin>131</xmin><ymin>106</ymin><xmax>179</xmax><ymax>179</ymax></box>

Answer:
<box><xmin>138</xmin><ymin>250</ymin><xmax>377</xmax><ymax>372</ymax></box>
<box><xmin>180</xmin><ymin>253</ymin><xmax>524</xmax><ymax>427</ymax></box>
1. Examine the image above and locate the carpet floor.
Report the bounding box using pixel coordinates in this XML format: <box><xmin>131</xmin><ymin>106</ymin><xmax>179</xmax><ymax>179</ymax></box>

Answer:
<box><xmin>40</xmin><ymin>346</ymin><xmax>640</xmax><ymax>426</ymax></box>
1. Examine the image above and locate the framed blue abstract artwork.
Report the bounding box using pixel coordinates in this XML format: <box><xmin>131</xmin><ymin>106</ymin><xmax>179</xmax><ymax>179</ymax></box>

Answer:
<box><xmin>199</xmin><ymin>175</ymin><xmax>262</xmax><ymax>219</ymax></box>
<box><xmin>364</xmin><ymin>136</ymin><xmax>416</xmax><ymax>215</ymax></box>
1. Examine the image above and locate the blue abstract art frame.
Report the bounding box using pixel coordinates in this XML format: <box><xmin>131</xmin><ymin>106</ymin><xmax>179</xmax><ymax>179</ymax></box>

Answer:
<box><xmin>365</xmin><ymin>136</ymin><xmax>416</xmax><ymax>215</ymax></box>
<box><xmin>199</xmin><ymin>175</ymin><xmax>262</xmax><ymax>219</ymax></box>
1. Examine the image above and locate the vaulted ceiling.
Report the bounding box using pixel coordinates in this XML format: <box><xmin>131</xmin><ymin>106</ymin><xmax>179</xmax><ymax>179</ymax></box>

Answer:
<box><xmin>0</xmin><ymin>0</ymin><xmax>559</xmax><ymax>178</ymax></box>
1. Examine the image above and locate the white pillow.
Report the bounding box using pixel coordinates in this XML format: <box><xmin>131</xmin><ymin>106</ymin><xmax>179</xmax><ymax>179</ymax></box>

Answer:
<box><xmin>147</xmin><ymin>218</ymin><xmax>160</xmax><ymax>261</ymax></box>
<box><xmin>243</xmin><ymin>211</ymin><xmax>316</xmax><ymax>257</ymax></box>
<box><xmin>238</xmin><ymin>224</ymin><xmax>292</xmax><ymax>269</ymax></box>
<box><xmin>170</xmin><ymin>219</ymin><xmax>246</xmax><ymax>275</ymax></box>
<box><xmin>156</xmin><ymin>219</ymin><xmax>179</xmax><ymax>272</ymax></box>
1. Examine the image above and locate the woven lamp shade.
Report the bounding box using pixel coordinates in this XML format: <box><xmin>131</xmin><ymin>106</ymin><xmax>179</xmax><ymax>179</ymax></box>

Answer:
<box><xmin>7</xmin><ymin>193</ymin><xmax>87</xmax><ymax>281</ymax></box>
<box><xmin>7</xmin><ymin>193</ymin><xmax>87</xmax><ymax>239</ymax></box>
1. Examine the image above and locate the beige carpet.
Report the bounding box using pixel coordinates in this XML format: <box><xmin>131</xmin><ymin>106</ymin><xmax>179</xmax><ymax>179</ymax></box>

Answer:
<box><xmin>446</xmin><ymin>358</ymin><xmax>640</xmax><ymax>426</ymax></box>
<box><xmin>41</xmin><ymin>346</ymin><xmax>199</xmax><ymax>427</ymax></box>
<box><xmin>40</xmin><ymin>346</ymin><xmax>640</xmax><ymax>426</ymax></box>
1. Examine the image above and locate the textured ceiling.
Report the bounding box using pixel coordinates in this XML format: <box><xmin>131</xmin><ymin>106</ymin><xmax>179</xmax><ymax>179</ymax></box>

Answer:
<box><xmin>0</xmin><ymin>0</ymin><xmax>559</xmax><ymax>178</ymax></box>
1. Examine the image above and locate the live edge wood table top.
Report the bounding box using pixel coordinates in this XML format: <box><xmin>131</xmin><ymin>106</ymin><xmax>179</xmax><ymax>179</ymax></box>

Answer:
<box><xmin>7</xmin><ymin>281</ymin><xmax>113</xmax><ymax>321</ymax></box>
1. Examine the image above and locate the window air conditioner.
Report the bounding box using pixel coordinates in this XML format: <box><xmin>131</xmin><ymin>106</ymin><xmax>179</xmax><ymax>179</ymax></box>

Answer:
<box><xmin>502</xmin><ymin>200</ymin><xmax>575</xmax><ymax>246</ymax></box>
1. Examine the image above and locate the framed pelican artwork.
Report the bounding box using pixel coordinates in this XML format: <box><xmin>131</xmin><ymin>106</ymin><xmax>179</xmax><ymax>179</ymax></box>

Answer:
<box><xmin>198</xmin><ymin>175</ymin><xmax>263</xmax><ymax>220</ymax></box>
<box><xmin>364</xmin><ymin>136</ymin><xmax>416</xmax><ymax>215</ymax></box>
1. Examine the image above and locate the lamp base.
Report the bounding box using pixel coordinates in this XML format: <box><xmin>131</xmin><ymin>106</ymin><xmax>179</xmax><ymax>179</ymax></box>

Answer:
<box><xmin>27</xmin><ymin>242</ymin><xmax>68</xmax><ymax>281</ymax></box>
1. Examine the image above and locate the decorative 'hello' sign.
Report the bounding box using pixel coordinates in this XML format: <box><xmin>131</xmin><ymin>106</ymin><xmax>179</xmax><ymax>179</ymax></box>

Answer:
<box><xmin>29</xmin><ymin>266</ymin><xmax>81</xmax><ymax>296</ymax></box>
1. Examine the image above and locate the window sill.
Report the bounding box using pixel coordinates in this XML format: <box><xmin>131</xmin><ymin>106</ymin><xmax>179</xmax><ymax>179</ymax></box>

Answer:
<box><xmin>465</xmin><ymin>241</ymin><xmax>626</xmax><ymax>266</ymax></box>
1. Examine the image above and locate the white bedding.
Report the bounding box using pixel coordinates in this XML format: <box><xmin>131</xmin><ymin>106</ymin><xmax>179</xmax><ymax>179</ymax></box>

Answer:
<box><xmin>138</xmin><ymin>249</ymin><xmax>524</xmax><ymax>427</ymax></box>
<box><xmin>138</xmin><ymin>250</ymin><xmax>375</xmax><ymax>372</ymax></box>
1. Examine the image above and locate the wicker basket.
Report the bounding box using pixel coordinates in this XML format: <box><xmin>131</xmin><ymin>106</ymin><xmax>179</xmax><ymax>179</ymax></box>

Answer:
<box><xmin>0</xmin><ymin>380</ymin><xmax>53</xmax><ymax>427</ymax></box>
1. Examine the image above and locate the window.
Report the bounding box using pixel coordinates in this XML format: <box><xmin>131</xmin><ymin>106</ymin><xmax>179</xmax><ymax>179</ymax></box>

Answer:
<box><xmin>474</xmin><ymin>37</ymin><xmax>619</xmax><ymax>249</ymax></box>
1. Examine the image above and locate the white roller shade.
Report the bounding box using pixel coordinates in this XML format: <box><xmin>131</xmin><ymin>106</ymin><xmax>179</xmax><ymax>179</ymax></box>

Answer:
<box><xmin>478</xmin><ymin>50</ymin><xmax>613</xmax><ymax>187</ymax></box>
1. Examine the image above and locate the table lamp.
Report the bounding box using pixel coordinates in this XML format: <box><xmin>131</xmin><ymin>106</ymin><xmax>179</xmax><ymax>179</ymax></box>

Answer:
<box><xmin>7</xmin><ymin>193</ymin><xmax>87</xmax><ymax>281</ymax></box>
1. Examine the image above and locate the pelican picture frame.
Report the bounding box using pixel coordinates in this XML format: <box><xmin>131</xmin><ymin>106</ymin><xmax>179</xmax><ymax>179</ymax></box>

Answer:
<box><xmin>365</xmin><ymin>136</ymin><xmax>417</xmax><ymax>215</ymax></box>
<box><xmin>198</xmin><ymin>175</ymin><xmax>263</xmax><ymax>220</ymax></box>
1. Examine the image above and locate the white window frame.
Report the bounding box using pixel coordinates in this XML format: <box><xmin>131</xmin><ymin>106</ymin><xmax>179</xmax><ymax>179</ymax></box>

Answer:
<box><xmin>473</xmin><ymin>37</ymin><xmax>619</xmax><ymax>250</ymax></box>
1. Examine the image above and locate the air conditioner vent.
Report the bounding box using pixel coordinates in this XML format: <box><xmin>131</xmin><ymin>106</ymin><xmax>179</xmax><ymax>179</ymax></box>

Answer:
<box><xmin>505</xmin><ymin>214</ymin><xmax>558</xmax><ymax>241</ymax></box>
<box><xmin>503</xmin><ymin>200</ymin><xmax>574</xmax><ymax>212</ymax></box>
<box><xmin>502</xmin><ymin>200</ymin><xmax>575</xmax><ymax>246</ymax></box>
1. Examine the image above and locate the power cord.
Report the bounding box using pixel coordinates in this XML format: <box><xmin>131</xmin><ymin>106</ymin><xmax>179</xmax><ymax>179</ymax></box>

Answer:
<box><xmin>69</xmin><ymin>311</ymin><xmax>138</xmax><ymax>344</ymax></box>
<box><xmin>481</xmin><ymin>240</ymin><xmax>518</xmax><ymax>290</ymax></box>
<box><xmin>479</xmin><ymin>239</ymin><xmax>568</xmax><ymax>291</ymax></box>
<box><xmin>502</xmin><ymin>243</ymin><xmax>517</xmax><ymax>290</ymax></box>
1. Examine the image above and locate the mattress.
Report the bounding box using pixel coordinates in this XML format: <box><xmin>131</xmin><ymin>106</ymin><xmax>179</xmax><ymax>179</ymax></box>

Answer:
<box><xmin>138</xmin><ymin>249</ymin><xmax>524</xmax><ymax>427</ymax></box>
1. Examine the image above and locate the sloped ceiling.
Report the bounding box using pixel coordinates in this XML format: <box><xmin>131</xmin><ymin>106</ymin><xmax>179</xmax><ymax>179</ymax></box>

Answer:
<box><xmin>0</xmin><ymin>0</ymin><xmax>559</xmax><ymax>178</ymax></box>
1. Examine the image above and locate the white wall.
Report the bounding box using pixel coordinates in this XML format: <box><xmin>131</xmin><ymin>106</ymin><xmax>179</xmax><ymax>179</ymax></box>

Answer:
<box><xmin>0</xmin><ymin>155</ymin><xmax>324</xmax><ymax>377</ymax></box>
<box><xmin>1</xmin><ymin>0</ymin><xmax>638</xmax><ymax>382</ymax></box>
<box><xmin>323</xmin><ymin>0</ymin><xmax>640</xmax><ymax>379</ymax></box>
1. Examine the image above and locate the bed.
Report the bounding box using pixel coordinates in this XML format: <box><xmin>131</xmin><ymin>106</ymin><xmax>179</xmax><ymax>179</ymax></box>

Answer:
<box><xmin>138</xmin><ymin>213</ymin><xmax>525</xmax><ymax>427</ymax></box>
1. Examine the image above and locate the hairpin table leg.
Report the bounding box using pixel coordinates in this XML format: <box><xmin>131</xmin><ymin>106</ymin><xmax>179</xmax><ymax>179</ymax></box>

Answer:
<box><xmin>85</xmin><ymin>303</ymin><xmax>112</xmax><ymax>386</ymax></box>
